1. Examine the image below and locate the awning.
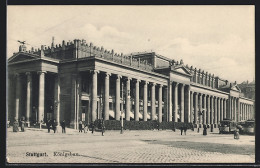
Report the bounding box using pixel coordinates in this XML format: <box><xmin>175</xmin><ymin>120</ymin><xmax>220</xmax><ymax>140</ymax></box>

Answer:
<box><xmin>139</xmin><ymin>112</ymin><xmax>143</xmax><ymax>119</ymax></box>
<box><xmin>147</xmin><ymin>113</ymin><xmax>151</xmax><ymax>119</ymax></box>
<box><xmin>130</xmin><ymin>111</ymin><xmax>134</xmax><ymax>119</ymax></box>
<box><xmin>109</xmin><ymin>110</ymin><xmax>115</xmax><ymax>118</ymax></box>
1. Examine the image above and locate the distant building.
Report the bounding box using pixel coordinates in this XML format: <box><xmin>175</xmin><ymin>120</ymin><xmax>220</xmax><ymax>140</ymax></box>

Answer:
<box><xmin>7</xmin><ymin>39</ymin><xmax>255</xmax><ymax>129</ymax></box>
<box><xmin>238</xmin><ymin>80</ymin><xmax>255</xmax><ymax>100</ymax></box>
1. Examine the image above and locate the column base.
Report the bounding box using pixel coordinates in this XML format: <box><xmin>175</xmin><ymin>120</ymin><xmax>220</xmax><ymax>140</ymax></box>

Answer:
<box><xmin>70</xmin><ymin>122</ymin><xmax>77</xmax><ymax>129</ymax></box>
<box><xmin>25</xmin><ymin>121</ymin><xmax>31</xmax><ymax>127</ymax></box>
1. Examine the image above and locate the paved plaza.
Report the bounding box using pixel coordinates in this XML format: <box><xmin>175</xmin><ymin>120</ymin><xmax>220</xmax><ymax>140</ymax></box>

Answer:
<box><xmin>6</xmin><ymin>127</ymin><xmax>255</xmax><ymax>164</ymax></box>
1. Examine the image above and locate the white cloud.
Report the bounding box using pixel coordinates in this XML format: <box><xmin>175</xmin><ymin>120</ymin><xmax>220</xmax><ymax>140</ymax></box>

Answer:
<box><xmin>7</xmin><ymin>6</ymin><xmax>254</xmax><ymax>83</ymax></box>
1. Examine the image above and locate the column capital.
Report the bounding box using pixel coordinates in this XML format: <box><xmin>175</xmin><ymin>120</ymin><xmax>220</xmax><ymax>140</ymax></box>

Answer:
<box><xmin>37</xmin><ymin>71</ymin><xmax>47</xmax><ymax>75</ymax></box>
<box><xmin>150</xmin><ymin>82</ymin><xmax>156</xmax><ymax>86</ymax></box>
<box><xmin>15</xmin><ymin>73</ymin><xmax>21</xmax><ymax>77</ymax></box>
<box><xmin>143</xmin><ymin>80</ymin><xmax>149</xmax><ymax>85</ymax></box>
<box><xmin>134</xmin><ymin>79</ymin><xmax>140</xmax><ymax>83</ymax></box>
<box><xmin>105</xmin><ymin>72</ymin><xmax>111</xmax><ymax>77</ymax></box>
<box><xmin>125</xmin><ymin>76</ymin><xmax>132</xmax><ymax>81</ymax></box>
<box><xmin>90</xmin><ymin>70</ymin><xmax>100</xmax><ymax>74</ymax></box>
<box><xmin>186</xmin><ymin>85</ymin><xmax>191</xmax><ymax>90</ymax></box>
<box><xmin>174</xmin><ymin>82</ymin><xmax>179</xmax><ymax>86</ymax></box>
<box><xmin>116</xmin><ymin>74</ymin><xmax>122</xmax><ymax>79</ymax></box>
<box><xmin>25</xmin><ymin>72</ymin><xmax>32</xmax><ymax>76</ymax></box>
<box><xmin>158</xmin><ymin>84</ymin><xmax>163</xmax><ymax>88</ymax></box>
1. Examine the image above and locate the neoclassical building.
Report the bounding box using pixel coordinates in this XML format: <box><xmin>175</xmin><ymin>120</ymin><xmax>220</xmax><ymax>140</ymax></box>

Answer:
<box><xmin>8</xmin><ymin>39</ymin><xmax>255</xmax><ymax>129</ymax></box>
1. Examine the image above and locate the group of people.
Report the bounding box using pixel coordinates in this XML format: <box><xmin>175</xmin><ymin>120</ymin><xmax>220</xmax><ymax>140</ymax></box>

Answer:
<box><xmin>46</xmin><ymin>119</ymin><xmax>66</xmax><ymax>133</ymax></box>
<box><xmin>12</xmin><ymin>117</ymin><xmax>25</xmax><ymax>132</ymax></box>
<box><xmin>179</xmin><ymin>124</ymin><xmax>208</xmax><ymax>136</ymax></box>
<box><xmin>78</xmin><ymin>119</ymin><xmax>105</xmax><ymax>136</ymax></box>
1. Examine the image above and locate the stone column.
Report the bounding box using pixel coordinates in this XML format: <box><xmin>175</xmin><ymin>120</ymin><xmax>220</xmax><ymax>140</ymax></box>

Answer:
<box><xmin>241</xmin><ymin>103</ymin><xmax>243</xmax><ymax>120</ymax></box>
<box><xmin>134</xmin><ymin>79</ymin><xmax>140</xmax><ymax>121</ymax></box>
<box><xmin>244</xmin><ymin>104</ymin><xmax>247</xmax><ymax>120</ymax></box>
<box><xmin>230</xmin><ymin>97</ymin><xmax>233</xmax><ymax>120</ymax></box>
<box><xmin>214</xmin><ymin>97</ymin><xmax>217</xmax><ymax>126</ymax></box>
<box><xmin>151</xmin><ymin>82</ymin><xmax>156</xmax><ymax>120</ymax></box>
<box><xmin>220</xmin><ymin>98</ymin><xmax>223</xmax><ymax>121</ymax></box>
<box><xmin>115</xmin><ymin>75</ymin><xmax>121</xmax><ymax>121</ymax></box>
<box><xmin>217</xmin><ymin>97</ymin><xmax>220</xmax><ymax>124</ymax></box>
<box><xmin>199</xmin><ymin>93</ymin><xmax>202</xmax><ymax>126</ymax></box>
<box><xmin>143</xmin><ymin>81</ymin><xmax>148</xmax><ymax>121</ymax></box>
<box><xmin>234</xmin><ymin>98</ymin><xmax>237</xmax><ymax>122</ymax></box>
<box><xmin>190</xmin><ymin>91</ymin><xmax>194</xmax><ymax>123</ymax></box>
<box><xmin>168</xmin><ymin>81</ymin><xmax>172</xmax><ymax>122</ymax></box>
<box><xmin>246</xmin><ymin>104</ymin><xmax>248</xmax><ymax>120</ymax></box>
<box><xmin>243</xmin><ymin>103</ymin><xmax>245</xmax><ymax>120</ymax></box>
<box><xmin>186</xmin><ymin>86</ymin><xmax>191</xmax><ymax>123</ymax></box>
<box><xmin>223</xmin><ymin>99</ymin><xmax>227</xmax><ymax>119</ymax></box>
<box><xmin>203</xmin><ymin>94</ymin><xmax>206</xmax><ymax>125</ymax></box>
<box><xmin>249</xmin><ymin>105</ymin><xmax>251</xmax><ymax>120</ymax></box>
<box><xmin>174</xmin><ymin>82</ymin><xmax>179</xmax><ymax>122</ymax></box>
<box><xmin>15</xmin><ymin>73</ymin><xmax>21</xmax><ymax>120</ymax></box>
<box><xmin>26</xmin><ymin>72</ymin><xmax>32</xmax><ymax>127</ymax></box>
<box><xmin>158</xmin><ymin>84</ymin><xmax>163</xmax><ymax>123</ymax></box>
<box><xmin>91</xmin><ymin>70</ymin><xmax>98</xmax><ymax>122</ymax></box>
<box><xmin>104</xmin><ymin>72</ymin><xmax>110</xmax><ymax>120</ymax></box>
<box><xmin>38</xmin><ymin>71</ymin><xmax>46</xmax><ymax>123</ymax></box>
<box><xmin>180</xmin><ymin>84</ymin><xmax>184</xmax><ymax>122</ymax></box>
<box><xmin>77</xmin><ymin>75</ymin><xmax>81</xmax><ymax>128</ymax></box>
<box><xmin>210</xmin><ymin>96</ymin><xmax>214</xmax><ymax>124</ymax></box>
<box><xmin>237</xmin><ymin>99</ymin><xmax>240</xmax><ymax>121</ymax></box>
<box><xmin>125</xmin><ymin>77</ymin><xmax>131</xmax><ymax>121</ymax></box>
<box><xmin>163</xmin><ymin>87</ymin><xmax>168</xmax><ymax>122</ymax></box>
<box><xmin>194</xmin><ymin>92</ymin><xmax>198</xmax><ymax>126</ymax></box>
<box><xmin>54</xmin><ymin>74</ymin><xmax>60</xmax><ymax>125</ymax></box>
<box><xmin>207</xmin><ymin>95</ymin><xmax>210</xmax><ymax>124</ymax></box>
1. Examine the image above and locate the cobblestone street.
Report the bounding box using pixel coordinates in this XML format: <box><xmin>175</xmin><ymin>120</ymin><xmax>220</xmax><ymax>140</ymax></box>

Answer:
<box><xmin>6</xmin><ymin>127</ymin><xmax>255</xmax><ymax>164</ymax></box>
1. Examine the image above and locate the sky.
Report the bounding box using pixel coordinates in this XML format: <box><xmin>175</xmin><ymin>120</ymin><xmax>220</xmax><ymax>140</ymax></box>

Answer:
<box><xmin>7</xmin><ymin>5</ymin><xmax>255</xmax><ymax>83</ymax></box>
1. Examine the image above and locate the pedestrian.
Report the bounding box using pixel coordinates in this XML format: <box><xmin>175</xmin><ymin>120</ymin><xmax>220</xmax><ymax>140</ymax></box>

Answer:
<box><xmin>197</xmin><ymin>126</ymin><xmax>200</xmax><ymax>133</ymax></box>
<box><xmin>47</xmin><ymin>119</ymin><xmax>51</xmax><ymax>133</ymax></box>
<box><xmin>20</xmin><ymin>116</ymin><xmax>25</xmax><ymax>132</ymax></box>
<box><xmin>90</xmin><ymin>121</ymin><xmax>95</xmax><ymax>134</ymax></box>
<box><xmin>13</xmin><ymin>118</ymin><xmax>19</xmax><ymax>132</ymax></box>
<box><xmin>180</xmin><ymin>126</ymin><xmax>183</xmax><ymax>135</ymax></box>
<box><xmin>52</xmin><ymin>119</ymin><xmax>57</xmax><ymax>133</ymax></box>
<box><xmin>234</xmin><ymin>130</ymin><xmax>240</xmax><ymax>139</ymax></box>
<box><xmin>183</xmin><ymin>125</ymin><xmax>187</xmax><ymax>135</ymax></box>
<box><xmin>79</xmin><ymin>121</ymin><xmax>83</xmax><ymax>133</ymax></box>
<box><xmin>84</xmin><ymin>123</ymin><xmax>89</xmax><ymax>133</ymax></box>
<box><xmin>203</xmin><ymin>124</ymin><xmax>207</xmax><ymax>136</ymax></box>
<box><xmin>61</xmin><ymin>120</ymin><xmax>66</xmax><ymax>133</ymax></box>
<box><xmin>101</xmin><ymin>119</ymin><xmax>105</xmax><ymax>136</ymax></box>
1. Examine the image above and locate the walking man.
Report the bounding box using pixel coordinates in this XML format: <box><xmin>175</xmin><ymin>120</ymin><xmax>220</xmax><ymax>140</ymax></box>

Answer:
<box><xmin>183</xmin><ymin>125</ymin><xmax>187</xmax><ymax>135</ymax></box>
<box><xmin>79</xmin><ymin>121</ymin><xmax>83</xmax><ymax>133</ymax></box>
<box><xmin>101</xmin><ymin>119</ymin><xmax>105</xmax><ymax>136</ymax></box>
<box><xmin>20</xmin><ymin>116</ymin><xmax>25</xmax><ymax>132</ymax></box>
<box><xmin>90</xmin><ymin>121</ymin><xmax>95</xmax><ymax>134</ymax></box>
<box><xmin>47</xmin><ymin>119</ymin><xmax>51</xmax><ymax>133</ymax></box>
<box><xmin>61</xmin><ymin>120</ymin><xmax>66</xmax><ymax>133</ymax></box>
<box><xmin>52</xmin><ymin>119</ymin><xmax>57</xmax><ymax>133</ymax></box>
<box><xmin>84</xmin><ymin>123</ymin><xmax>89</xmax><ymax>133</ymax></box>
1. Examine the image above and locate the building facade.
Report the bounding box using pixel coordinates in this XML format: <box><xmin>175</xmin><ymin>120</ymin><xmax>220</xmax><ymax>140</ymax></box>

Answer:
<box><xmin>8</xmin><ymin>39</ymin><xmax>255</xmax><ymax>128</ymax></box>
<box><xmin>238</xmin><ymin>80</ymin><xmax>255</xmax><ymax>100</ymax></box>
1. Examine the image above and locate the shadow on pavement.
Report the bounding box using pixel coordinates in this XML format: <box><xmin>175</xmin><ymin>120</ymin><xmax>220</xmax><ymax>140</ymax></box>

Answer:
<box><xmin>146</xmin><ymin>140</ymin><xmax>254</xmax><ymax>155</ymax></box>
